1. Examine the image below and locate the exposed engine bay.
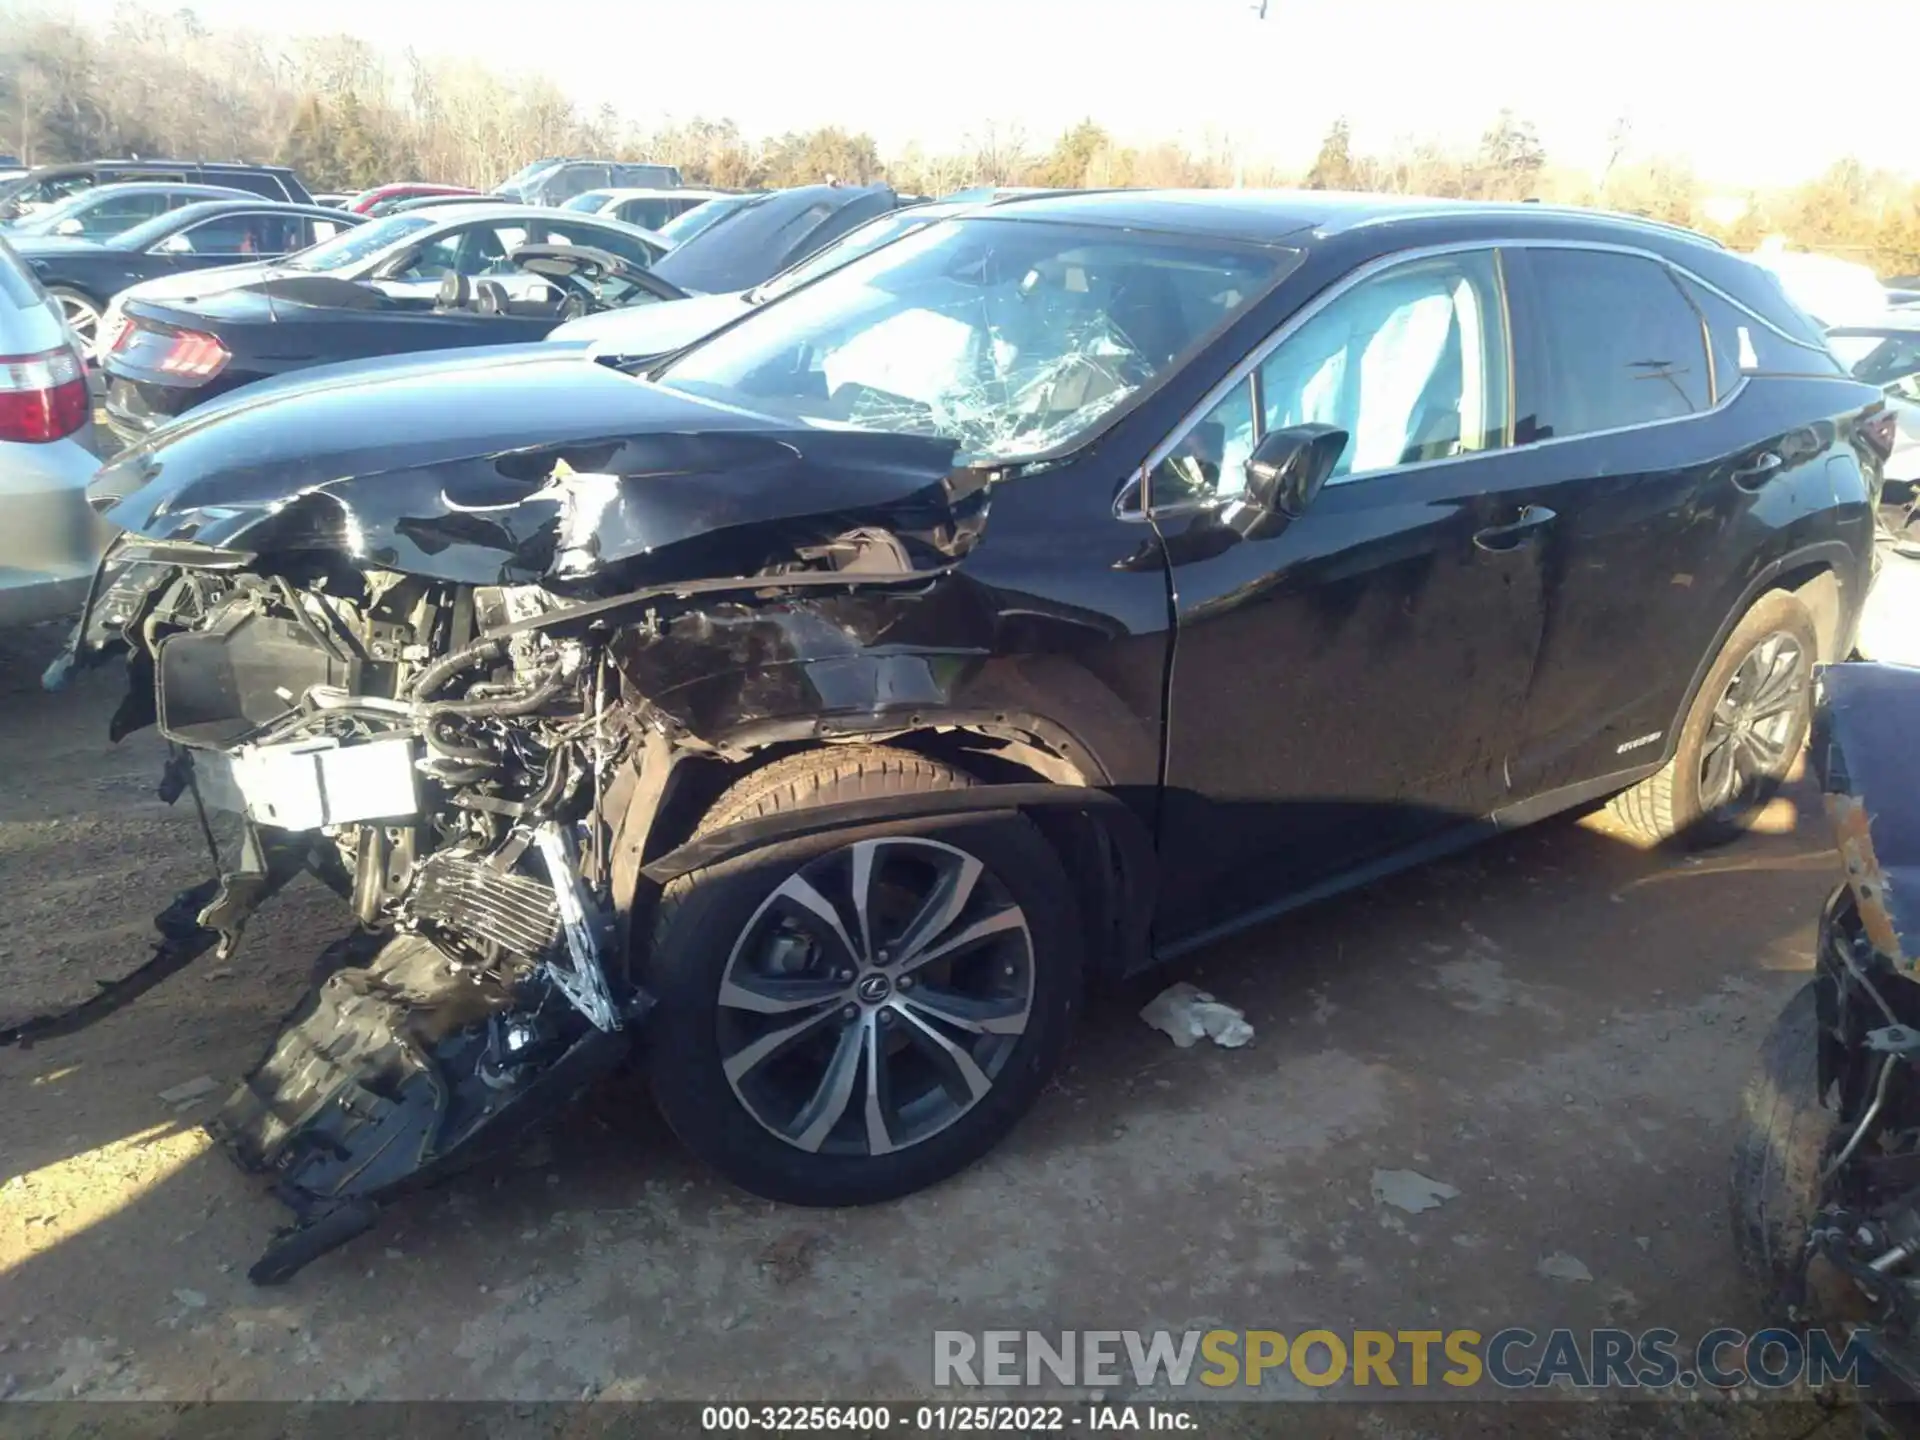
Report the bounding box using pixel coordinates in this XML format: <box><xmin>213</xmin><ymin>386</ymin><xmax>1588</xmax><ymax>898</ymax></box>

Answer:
<box><xmin>63</xmin><ymin>560</ymin><xmax>657</xmax><ymax>1280</ymax></box>
<box><xmin>19</xmin><ymin>444</ymin><xmax>991</xmax><ymax>1282</ymax></box>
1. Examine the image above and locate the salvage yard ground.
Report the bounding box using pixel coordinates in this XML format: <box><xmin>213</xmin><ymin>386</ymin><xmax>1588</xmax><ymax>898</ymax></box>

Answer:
<box><xmin>0</xmin><ymin>622</ymin><xmax>1856</xmax><ymax>1437</ymax></box>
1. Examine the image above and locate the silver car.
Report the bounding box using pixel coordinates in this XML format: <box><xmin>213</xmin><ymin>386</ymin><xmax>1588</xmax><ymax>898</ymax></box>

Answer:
<box><xmin>0</xmin><ymin>234</ymin><xmax>108</xmax><ymax>626</ymax></box>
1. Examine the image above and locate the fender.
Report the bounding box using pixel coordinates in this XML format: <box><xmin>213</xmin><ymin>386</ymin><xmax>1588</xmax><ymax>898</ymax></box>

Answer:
<box><xmin>1657</xmin><ymin>536</ymin><xmax>1868</xmax><ymax>771</ymax></box>
<box><xmin>638</xmin><ymin>783</ymin><xmax>1160</xmax><ymax>980</ymax></box>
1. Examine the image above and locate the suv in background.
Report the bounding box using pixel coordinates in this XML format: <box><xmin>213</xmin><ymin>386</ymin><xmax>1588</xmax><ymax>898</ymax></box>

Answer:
<box><xmin>0</xmin><ymin>161</ymin><xmax>313</xmax><ymax>219</ymax></box>
<box><xmin>492</xmin><ymin>158</ymin><xmax>683</xmax><ymax>206</ymax></box>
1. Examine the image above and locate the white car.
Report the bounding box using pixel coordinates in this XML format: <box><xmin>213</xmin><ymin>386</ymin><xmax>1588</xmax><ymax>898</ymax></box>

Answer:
<box><xmin>1747</xmin><ymin>238</ymin><xmax>1893</xmax><ymax>329</ymax></box>
<box><xmin>0</xmin><ymin>234</ymin><xmax>108</xmax><ymax>627</ymax></box>
<box><xmin>561</xmin><ymin>186</ymin><xmax>729</xmax><ymax>231</ymax></box>
<box><xmin>94</xmin><ymin>203</ymin><xmax>672</xmax><ymax>360</ymax></box>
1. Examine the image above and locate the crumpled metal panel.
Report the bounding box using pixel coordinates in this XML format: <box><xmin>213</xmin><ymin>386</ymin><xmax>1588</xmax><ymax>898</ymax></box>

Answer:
<box><xmin>1814</xmin><ymin>662</ymin><xmax>1920</xmax><ymax>969</ymax></box>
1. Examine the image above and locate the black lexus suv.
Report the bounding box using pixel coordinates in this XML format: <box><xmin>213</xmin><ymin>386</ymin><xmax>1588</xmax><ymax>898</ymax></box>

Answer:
<box><xmin>52</xmin><ymin>190</ymin><xmax>1886</xmax><ymax>1281</ymax></box>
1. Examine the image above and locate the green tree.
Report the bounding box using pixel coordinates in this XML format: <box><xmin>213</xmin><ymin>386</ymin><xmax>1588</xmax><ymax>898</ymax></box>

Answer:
<box><xmin>1305</xmin><ymin>118</ymin><xmax>1358</xmax><ymax>191</ymax></box>
<box><xmin>1471</xmin><ymin>110</ymin><xmax>1544</xmax><ymax>200</ymax></box>
<box><xmin>1036</xmin><ymin>120</ymin><xmax>1109</xmax><ymax>189</ymax></box>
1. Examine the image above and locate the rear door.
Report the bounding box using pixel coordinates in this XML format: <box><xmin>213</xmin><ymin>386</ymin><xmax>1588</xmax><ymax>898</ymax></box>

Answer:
<box><xmin>1498</xmin><ymin>246</ymin><xmax>1857</xmax><ymax>802</ymax></box>
<box><xmin>156</xmin><ymin>210</ymin><xmax>305</xmax><ymax>268</ymax></box>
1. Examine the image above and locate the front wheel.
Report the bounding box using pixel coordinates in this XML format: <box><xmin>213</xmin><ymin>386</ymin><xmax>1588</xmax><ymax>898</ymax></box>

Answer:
<box><xmin>641</xmin><ymin>747</ymin><xmax>1084</xmax><ymax>1206</ymax></box>
<box><xmin>1608</xmin><ymin>591</ymin><xmax>1817</xmax><ymax>847</ymax></box>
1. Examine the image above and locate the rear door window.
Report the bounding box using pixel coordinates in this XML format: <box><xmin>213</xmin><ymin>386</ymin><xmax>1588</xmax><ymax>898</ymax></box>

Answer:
<box><xmin>105</xmin><ymin>168</ymin><xmax>186</xmax><ymax>186</ymax></box>
<box><xmin>547</xmin><ymin>165</ymin><xmax>609</xmax><ymax>202</ymax></box>
<box><xmin>204</xmin><ymin>172</ymin><xmax>278</xmax><ymax>200</ymax></box>
<box><xmin>74</xmin><ymin>190</ymin><xmax>171</xmax><ymax>236</ymax></box>
<box><xmin>165</xmin><ymin>211</ymin><xmax>301</xmax><ymax>256</ymax></box>
<box><xmin>614</xmin><ymin>197</ymin><xmax>675</xmax><ymax>230</ymax></box>
<box><xmin>1515</xmin><ymin>249</ymin><xmax>1710</xmax><ymax>440</ymax></box>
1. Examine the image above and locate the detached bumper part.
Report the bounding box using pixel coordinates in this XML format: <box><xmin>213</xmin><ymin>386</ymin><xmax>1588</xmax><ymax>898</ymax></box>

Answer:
<box><xmin>215</xmin><ymin>932</ymin><xmax>632</xmax><ymax>1284</ymax></box>
<box><xmin>194</xmin><ymin>735</ymin><xmax>420</xmax><ymax>830</ymax></box>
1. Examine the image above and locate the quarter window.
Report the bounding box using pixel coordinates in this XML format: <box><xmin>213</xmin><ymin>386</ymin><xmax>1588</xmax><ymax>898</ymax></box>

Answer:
<box><xmin>1521</xmin><ymin>250</ymin><xmax>1709</xmax><ymax>439</ymax></box>
<box><xmin>1150</xmin><ymin>250</ymin><xmax>1508</xmax><ymax>507</ymax></box>
<box><xmin>1676</xmin><ymin>272</ymin><xmax>1847</xmax><ymax>385</ymax></box>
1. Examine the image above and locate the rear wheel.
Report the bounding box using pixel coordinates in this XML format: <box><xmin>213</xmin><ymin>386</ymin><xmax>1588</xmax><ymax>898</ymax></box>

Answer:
<box><xmin>642</xmin><ymin>746</ymin><xmax>1084</xmax><ymax>1206</ymax></box>
<box><xmin>1607</xmin><ymin>592</ymin><xmax>1817</xmax><ymax>846</ymax></box>
<box><xmin>47</xmin><ymin>287</ymin><xmax>102</xmax><ymax>352</ymax></box>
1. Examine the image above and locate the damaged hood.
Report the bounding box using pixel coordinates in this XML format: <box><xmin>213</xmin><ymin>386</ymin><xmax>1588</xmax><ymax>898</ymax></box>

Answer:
<box><xmin>93</xmin><ymin>348</ymin><xmax>988</xmax><ymax>589</ymax></box>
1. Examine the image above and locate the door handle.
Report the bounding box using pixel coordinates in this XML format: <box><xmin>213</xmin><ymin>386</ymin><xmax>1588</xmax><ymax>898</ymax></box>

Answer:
<box><xmin>1472</xmin><ymin>504</ymin><xmax>1557</xmax><ymax>553</ymax></box>
<box><xmin>1732</xmin><ymin>452</ymin><xmax>1784</xmax><ymax>491</ymax></box>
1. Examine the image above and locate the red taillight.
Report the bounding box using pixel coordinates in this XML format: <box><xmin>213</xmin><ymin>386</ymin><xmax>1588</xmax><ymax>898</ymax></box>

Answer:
<box><xmin>156</xmin><ymin>329</ymin><xmax>229</xmax><ymax>380</ymax></box>
<box><xmin>0</xmin><ymin>346</ymin><xmax>87</xmax><ymax>444</ymax></box>
<box><xmin>1862</xmin><ymin>408</ymin><xmax>1900</xmax><ymax>462</ymax></box>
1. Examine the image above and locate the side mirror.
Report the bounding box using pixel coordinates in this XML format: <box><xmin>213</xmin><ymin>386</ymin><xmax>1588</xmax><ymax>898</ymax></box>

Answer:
<box><xmin>54</xmin><ymin>217</ymin><xmax>83</xmax><ymax>236</ymax></box>
<box><xmin>155</xmin><ymin>233</ymin><xmax>192</xmax><ymax>254</ymax></box>
<box><xmin>1231</xmin><ymin>423</ymin><xmax>1348</xmax><ymax>539</ymax></box>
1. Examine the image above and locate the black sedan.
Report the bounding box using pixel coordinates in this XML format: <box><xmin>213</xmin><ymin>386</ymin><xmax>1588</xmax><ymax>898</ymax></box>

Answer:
<box><xmin>69</xmin><ymin>193</ymin><xmax>1885</xmax><ymax>1279</ymax></box>
<box><xmin>100</xmin><ymin>243</ymin><xmax>686</xmax><ymax>441</ymax></box>
<box><xmin>11</xmin><ymin>201</ymin><xmax>362</xmax><ymax>352</ymax></box>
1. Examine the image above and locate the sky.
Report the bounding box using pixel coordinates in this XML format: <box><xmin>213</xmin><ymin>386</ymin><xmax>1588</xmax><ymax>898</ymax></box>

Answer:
<box><xmin>56</xmin><ymin>0</ymin><xmax>1905</xmax><ymax>189</ymax></box>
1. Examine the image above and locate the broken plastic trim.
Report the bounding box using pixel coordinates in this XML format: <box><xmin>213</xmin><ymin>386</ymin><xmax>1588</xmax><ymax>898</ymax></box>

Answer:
<box><xmin>532</xmin><ymin>821</ymin><xmax>621</xmax><ymax>1032</ymax></box>
<box><xmin>482</xmin><ymin>562</ymin><xmax>959</xmax><ymax>640</ymax></box>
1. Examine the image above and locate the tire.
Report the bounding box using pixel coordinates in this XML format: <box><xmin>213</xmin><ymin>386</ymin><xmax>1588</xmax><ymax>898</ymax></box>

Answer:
<box><xmin>642</xmin><ymin>745</ymin><xmax>1084</xmax><ymax>1206</ymax></box>
<box><xmin>47</xmin><ymin>286</ymin><xmax>103</xmax><ymax>353</ymax></box>
<box><xmin>1607</xmin><ymin>591</ymin><xmax>1818</xmax><ymax>847</ymax></box>
<box><xmin>1730</xmin><ymin>981</ymin><xmax>1834</xmax><ymax>1321</ymax></box>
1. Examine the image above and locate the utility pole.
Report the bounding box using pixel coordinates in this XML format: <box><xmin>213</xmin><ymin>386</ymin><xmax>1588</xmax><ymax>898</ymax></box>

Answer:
<box><xmin>1236</xmin><ymin>1</ymin><xmax>1271</xmax><ymax>186</ymax></box>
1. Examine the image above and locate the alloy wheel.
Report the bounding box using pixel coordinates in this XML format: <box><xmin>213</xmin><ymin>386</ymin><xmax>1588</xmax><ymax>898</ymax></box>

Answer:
<box><xmin>717</xmin><ymin>836</ymin><xmax>1035</xmax><ymax>1158</ymax></box>
<box><xmin>1698</xmin><ymin>632</ymin><xmax>1808</xmax><ymax>813</ymax></box>
<box><xmin>57</xmin><ymin>293</ymin><xmax>100</xmax><ymax>350</ymax></box>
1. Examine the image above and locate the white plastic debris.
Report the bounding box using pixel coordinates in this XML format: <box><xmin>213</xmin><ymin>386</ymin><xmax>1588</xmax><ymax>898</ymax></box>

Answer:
<box><xmin>156</xmin><ymin>1076</ymin><xmax>220</xmax><ymax>1107</ymax></box>
<box><xmin>1140</xmin><ymin>982</ymin><xmax>1254</xmax><ymax>1049</ymax></box>
<box><xmin>1372</xmin><ymin>1169</ymin><xmax>1460</xmax><ymax>1214</ymax></box>
<box><xmin>1537</xmin><ymin>1252</ymin><xmax>1594</xmax><ymax>1283</ymax></box>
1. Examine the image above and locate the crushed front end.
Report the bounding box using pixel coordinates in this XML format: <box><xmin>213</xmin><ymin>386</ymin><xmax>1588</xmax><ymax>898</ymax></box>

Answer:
<box><xmin>24</xmin><ymin>348</ymin><xmax>992</xmax><ymax>1281</ymax></box>
<box><xmin>64</xmin><ymin>550</ymin><xmax>645</xmax><ymax>1281</ymax></box>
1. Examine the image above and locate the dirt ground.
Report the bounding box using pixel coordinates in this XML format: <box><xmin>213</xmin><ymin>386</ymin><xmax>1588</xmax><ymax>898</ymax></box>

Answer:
<box><xmin>0</xmin><ymin>618</ymin><xmax>1862</xmax><ymax>1436</ymax></box>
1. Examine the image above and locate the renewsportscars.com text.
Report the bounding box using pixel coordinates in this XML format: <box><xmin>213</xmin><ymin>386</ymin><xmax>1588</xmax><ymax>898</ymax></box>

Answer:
<box><xmin>933</xmin><ymin>1327</ymin><xmax>1874</xmax><ymax>1391</ymax></box>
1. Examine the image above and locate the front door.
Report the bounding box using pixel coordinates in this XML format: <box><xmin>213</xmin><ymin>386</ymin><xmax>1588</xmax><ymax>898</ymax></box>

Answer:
<box><xmin>1147</xmin><ymin>248</ymin><xmax>1549</xmax><ymax>945</ymax></box>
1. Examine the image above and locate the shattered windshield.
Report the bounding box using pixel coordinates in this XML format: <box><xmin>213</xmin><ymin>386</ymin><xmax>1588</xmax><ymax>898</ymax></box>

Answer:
<box><xmin>656</xmin><ymin>218</ymin><xmax>1291</xmax><ymax>463</ymax></box>
<box><xmin>747</xmin><ymin>209</ymin><xmax>941</xmax><ymax>304</ymax></box>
